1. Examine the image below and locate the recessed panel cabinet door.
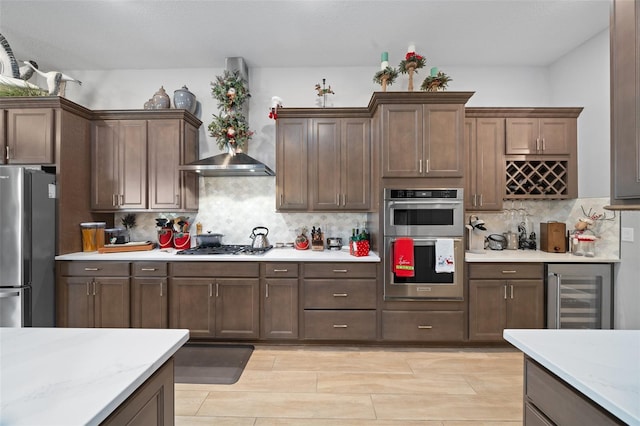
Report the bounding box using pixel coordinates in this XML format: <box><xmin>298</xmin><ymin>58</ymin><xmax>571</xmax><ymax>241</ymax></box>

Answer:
<box><xmin>423</xmin><ymin>104</ymin><xmax>464</xmax><ymax>176</ymax></box>
<box><xmin>148</xmin><ymin>120</ymin><xmax>181</xmax><ymax>210</ymax></box>
<box><xmin>506</xmin><ymin>280</ymin><xmax>544</xmax><ymax>330</ymax></box>
<box><xmin>310</xmin><ymin>119</ymin><xmax>341</xmax><ymax>210</ymax></box>
<box><xmin>6</xmin><ymin>108</ymin><xmax>54</xmax><ymax>164</ymax></box>
<box><xmin>132</xmin><ymin>278</ymin><xmax>168</xmax><ymax>328</ymax></box>
<box><xmin>94</xmin><ymin>277</ymin><xmax>131</xmax><ymax>328</ymax></box>
<box><xmin>342</xmin><ymin>118</ymin><xmax>371</xmax><ymax>210</ymax></box>
<box><xmin>262</xmin><ymin>278</ymin><xmax>299</xmax><ymax>339</ymax></box>
<box><xmin>119</xmin><ymin>120</ymin><xmax>147</xmax><ymax>209</ymax></box>
<box><xmin>91</xmin><ymin>121</ymin><xmax>119</xmax><ymax>210</ymax></box>
<box><xmin>276</xmin><ymin>119</ymin><xmax>308</xmax><ymax>210</ymax></box>
<box><xmin>468</xmin><ymin>280</ymin><xmax>507</xmax><ymax>341</ymax></box>
<box><xmin>63</xmin><ymin>276</ymin><xmax>94</xmax><ymax>328</ymax></box>
<box><xmin>170</xmin><ymin>278</ymin><xmax>215</xmax><ymax>338</ymax></box>
<box><xmin>215</xmin><ymin>279</ymin><xmax>259</xmax><ymax>339</ymax></box>
<box><xmin>381</xmin><ymin>104</ymin><xmax>422</xmax><ymax>177</ymax></box>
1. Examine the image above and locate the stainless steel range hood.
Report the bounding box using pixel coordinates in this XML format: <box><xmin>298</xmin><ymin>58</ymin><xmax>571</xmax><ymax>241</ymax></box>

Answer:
<box><xmin>180</xmin><ymin>57</ymin><xmax>275</xmax><ymax>177</ymax></box>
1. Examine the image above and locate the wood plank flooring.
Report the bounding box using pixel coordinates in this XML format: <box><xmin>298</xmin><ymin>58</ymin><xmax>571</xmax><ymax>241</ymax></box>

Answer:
<box><xmin>175</xmin><ymin>345</ymin><xmax>524</xmax><ymax>425</ymax></box>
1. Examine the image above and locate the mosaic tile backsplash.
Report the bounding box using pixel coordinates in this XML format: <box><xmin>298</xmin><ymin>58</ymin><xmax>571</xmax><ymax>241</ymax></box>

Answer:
<box><xmin>117</xmin><ymin>181</ymin><xmax>619</xmax><ymax>258</ymax></box>
<box><xmin>117</xmin><ymin>177</ymin><xmax>368</xmax><ymax>247</ymax></box>
<box><xmin>466</xmin><ymin>198</ymin><xmax>620</xmax><ymax>258</ymax></box>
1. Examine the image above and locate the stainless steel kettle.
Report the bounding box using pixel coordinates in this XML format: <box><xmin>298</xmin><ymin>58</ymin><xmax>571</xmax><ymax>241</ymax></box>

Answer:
<box><xmin>250</xmin><ymin>226</ymin><xmax>270</xmax><ymax>249</ymax></box>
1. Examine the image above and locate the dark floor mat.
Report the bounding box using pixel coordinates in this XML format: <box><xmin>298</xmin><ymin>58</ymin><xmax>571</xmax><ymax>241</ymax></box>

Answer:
<box><xmin>173</xmin><ymin>344</ymin><xmax>254</xmax><ymax>384</ymax></box>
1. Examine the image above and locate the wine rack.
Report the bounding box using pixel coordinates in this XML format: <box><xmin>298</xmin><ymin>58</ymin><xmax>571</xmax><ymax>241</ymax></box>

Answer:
<box><xmin>505</xmin><ymin>160</ymin><xmax>569</xmax><ymax>199</ymax></box>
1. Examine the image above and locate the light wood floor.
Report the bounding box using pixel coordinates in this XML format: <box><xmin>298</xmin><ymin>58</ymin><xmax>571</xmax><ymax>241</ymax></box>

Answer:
<box><xmin>175</xmin><ymin>345</ymin><xmax>524</xmax><ymax>425</ymax></box>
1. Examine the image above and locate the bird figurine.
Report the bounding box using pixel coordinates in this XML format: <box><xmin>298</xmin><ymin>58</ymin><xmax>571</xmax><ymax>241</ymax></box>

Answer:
<box><xmin>19</xmin><ymin>60</ymin><xmax>38</xmax><ymax>81</ymax></box>
<box><xmin>22</xmin><ymin>60</ymin><xmax>82</xmax><ymax>96</ymax></box>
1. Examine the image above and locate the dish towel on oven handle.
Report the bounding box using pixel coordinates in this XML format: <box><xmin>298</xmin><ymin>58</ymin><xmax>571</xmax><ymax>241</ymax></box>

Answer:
<box><xmin>435</xmin><ymin>239</ymin><xmax>455</xmax><ymax>273</ymax></box>
<box><xmin>393</xmin><ymin>237</ymin><xmax>415</xmax><ymax>277</ymax></box>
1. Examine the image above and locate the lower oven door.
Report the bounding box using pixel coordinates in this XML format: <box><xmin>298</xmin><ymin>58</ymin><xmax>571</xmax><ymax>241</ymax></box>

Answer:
<box><xmin>384</xmin><ymin>237</ymin><xmax>463</xmax><ymax>300</ymax></box>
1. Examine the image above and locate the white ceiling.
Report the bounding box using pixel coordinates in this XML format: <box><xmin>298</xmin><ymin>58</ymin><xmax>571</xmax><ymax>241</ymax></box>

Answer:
<box><xmin>0</xmin><ymin>0</ymin><xmax>610</xmax><ymax>72</ymax></box>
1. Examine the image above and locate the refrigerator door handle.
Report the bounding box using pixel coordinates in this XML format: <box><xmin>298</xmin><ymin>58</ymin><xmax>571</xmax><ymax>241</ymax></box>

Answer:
<box><xmin>548</xmin><ymin>272</ymin><xmax>562</xmax><ymax>329</ymax></box>
<box><xmin>0</xmin><ymin>291</ymin><xmax>21</xmax><ymax>298</ymax></box>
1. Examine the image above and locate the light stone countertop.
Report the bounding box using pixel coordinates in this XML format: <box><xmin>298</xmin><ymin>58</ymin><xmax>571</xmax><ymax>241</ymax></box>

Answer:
<box><xmin>465</xmin><ymin>249</ymin><xmax>619</xmax><ymax>263</ymax></box>
<box><xmin>56</xmin><ymin>247</ymin><xmax>381</xmax><ymax>262</ymax></box>
<box><xmin>0</xmin><ymin>328</ymin><xmax>189</xmax><ymax>426</ymax></box>
<box><xmin>503</xmin><ymin>329</ymin><xmax>640</xmax><ymax>425</ymax></box>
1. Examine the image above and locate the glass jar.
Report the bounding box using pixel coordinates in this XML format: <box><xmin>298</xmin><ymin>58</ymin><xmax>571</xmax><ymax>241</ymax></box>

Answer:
<box><xmin>80</xmin><ymin>222</ymin><xmax>106</xmax><ymax>252</ymax></box>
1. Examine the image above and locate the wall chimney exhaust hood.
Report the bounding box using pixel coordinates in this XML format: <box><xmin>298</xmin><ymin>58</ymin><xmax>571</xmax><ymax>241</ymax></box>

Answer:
<box><xmin>180</xmin><ymin>57</ymin><xmax>275</xmax><ymax>177</ymax></box>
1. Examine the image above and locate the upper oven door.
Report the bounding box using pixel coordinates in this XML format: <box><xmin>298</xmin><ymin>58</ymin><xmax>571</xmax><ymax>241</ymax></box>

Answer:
<box><xmin>384</xmin><ymin>199</ymin><xmax>464</xmax><ymax>237</ymax></box>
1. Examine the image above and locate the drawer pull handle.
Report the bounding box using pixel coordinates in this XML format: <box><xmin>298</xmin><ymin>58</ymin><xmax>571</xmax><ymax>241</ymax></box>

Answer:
<box><xmin>273</xmin><ymin>269</ymin><xmax>288</xmax><ymax>273</ymax></box>
<box><xmin>84</xmin><ymin>268</ymin><xmax>100</xmax><ymax>271</ymax></box>
<box><xmin>141</xmin><ymin>268</ymin><xmax>157</xmax><ymax>271</ymax></box>
<box><xmin>418</xmin><ymin>325</ymin><xmax>433</xmax><ymax>329</ymax></box>
<box><xmin>501</xmin><ymin>270</ymin><xmax>517</xmax><ymax>274</ymax></box>
<box><xmin>333</xmin><ymin>324</ymin><xmax>348</xmax><ymax>328</ymax></box>
<box><xmin>332</xmin><ymin>269</ymin><xmax>348</xmax><ymax>273</ymax></box>
<box><xmin>333</xmin><ymin>293</ymin><xmax>348</xmax><ymax>297</ymax></box>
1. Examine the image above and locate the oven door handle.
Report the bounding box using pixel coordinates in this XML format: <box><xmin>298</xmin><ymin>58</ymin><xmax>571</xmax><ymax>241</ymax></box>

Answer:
<box><xmin>387</xmin><ymin>200</ymin><xmax>462</xmax><ymax>206</ymax></box>
<box><xmin>392</xmin><ymin>237</ymin><xmax>462</xmax><ymax>245</ymax></box>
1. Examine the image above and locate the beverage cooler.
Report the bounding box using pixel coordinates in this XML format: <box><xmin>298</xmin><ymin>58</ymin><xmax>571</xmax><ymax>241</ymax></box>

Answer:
<box><xmin>546</xmin><ymin>263</ymin><xmax>613</xmax><ymax>329</ymax></box>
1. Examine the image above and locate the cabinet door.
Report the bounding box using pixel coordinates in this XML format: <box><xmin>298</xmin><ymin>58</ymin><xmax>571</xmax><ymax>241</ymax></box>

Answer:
<box><xmin>506</xmin><ymin>118</ymin><xmax>538</xmax><ymax>155</ymax></box>
<box><xmin>539</xmin><ymin>118</ymin><xmax>573</xmax><ymax>155</ymax></box>
<box><xmin>468</xmin><ymin>279</ymin><xmax>507</xmax><ymax>341</ymax></box>
<box><xmin>181</xmin><ymin>122</ymin><xmax>199</xmax><ymax>211</ymax></box>
<box><xmin>423</xmin><ymin>104</ymin><xmax>464</xmax><ymax>176</ymax></box>
<box><xmin>132</xmin><ymin>277</ymin><xmax>168</xmax><ymax>328</ymax></box>
<box><xmin>276</xmin><ymin>119</ymin><xmax>308</xmax><ymax>210</ymax></box>
<box><xmin>309</xmin><ymin>118</ymin><xmax>341</xmax><ymax>210</ymax></box>
<box><xmin>119</xmin><ymin>120</ymin><xmax>147</xmax><ymax>209</ymax></box>
<box><xmin>91</xmin><ymin>121</ymin><xmax>120</xmax><ymax>210</ymax></box>
<box><xmin>170</xmin><ymin>278</ymin><xmax>215</xmax><ymax>338</ymax></box>
<box><xmin>342</xmin><ymin>118</ymin><xmax>371</xmax><ymax>210</ymax></box>
<box><xmin>381</xmin><ymin>104</ymin><xmax>422</xmax><ymax>177</ymax></box>
<box><xmin>148</xmin><ymin>120</ymin><xmax>180</xmax><ymax>210</ymax></box>
<box><xmin>6</xmin><ymin>108</ymin><xmax>54</xmax><ymax>164</ymax></box>
<box><xmin>468</xmin><ymin>118</ymin><xmax>505</xmax><ymax>210</ymax></box>
<box><xmin>94</xmin><ymin>277</ymin><xmax>130</xmax><ymax>328</ymax></box>
<box><xmin>507</xmin><ymin>280</ymin><xmax>544</xmax><ymax>330</ymax></box>
<box><xmin>63</xmin><ymin>276</ymin><xmax>94</xmax><ymax>328</ymax></box>
<box><xmin>262</xmin><ymin>278</ymin><xmax>299</xmax><ymax>339</ymax></box>
<box><xmin>215</xmin><ymin>278</ymin><xmax>260</xmax><ymax>339</ymax></box>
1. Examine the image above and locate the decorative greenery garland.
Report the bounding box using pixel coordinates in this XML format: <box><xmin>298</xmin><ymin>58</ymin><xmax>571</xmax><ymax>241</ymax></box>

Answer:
<box><xmin>210</xmin><ymin>70</ymin><xmax>251</xmax><ymax>111</ymax></box>
<box><xmin>208</xmin><ymin>113</ymin><xmax>254</xmax><ymax>151</ymax></box>
<box><xmin>398</xmin><ymin>52</ymin><xmax>426</xmax><ymax>74</ymax></box>
<box><xmin>373</xmin><ymin>67</ymin><xmax>399</xmax><ymax>86</ymax></box>
<box><xmin>420</xmin><ymin>71</ymin><xmax>452</xmax><ymax>91</ymax></box>
<box><xmin>209</xmin><ymin>70</ymin><xmax>253</xmax><ymax>151</ymax></box>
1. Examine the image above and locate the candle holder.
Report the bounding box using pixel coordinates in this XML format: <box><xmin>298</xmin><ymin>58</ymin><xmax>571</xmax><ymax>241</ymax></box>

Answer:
<box><xmin>373</xmin><ymin>67</ymin><xmax>399</xmax><ymax>92</ymax></box>
<box><xmin>315</xmin><ymin>78</ymin><xmax>334</xmax><ymax>108</ymax></box>
<box><xmin>420</xmin><ymin>71</ymin><xmax>453</xmax><ymax>92</ymax></box>
<box><xmin>399</xmin><ymin>51</ymin><xmax>426</xmax><ymax>92</ymax></box>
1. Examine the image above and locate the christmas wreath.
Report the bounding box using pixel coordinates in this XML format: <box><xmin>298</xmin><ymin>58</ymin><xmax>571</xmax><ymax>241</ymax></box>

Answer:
<box><xmin>208</xmin><ymin>113</ymin><xmax>254</xmax><ymax>151</ymax></box>
<box><xmin>420</xmin><ymin>71</ymin><xmax>452</xmax><ymax>91</ymax></box>
<box><xmin>398</xmin><ymin>51</ymin><xmax>426</xmax><ymax>74</ymax></box>
<box><xmin>210</xmin><ymin>70</ymin><xmax>251</xmax><ymax>110</ymax></box>
<box><xmin>373</xmin><ymin>66</ymin><xmax>399</xmax><ymax>86</ymax></box>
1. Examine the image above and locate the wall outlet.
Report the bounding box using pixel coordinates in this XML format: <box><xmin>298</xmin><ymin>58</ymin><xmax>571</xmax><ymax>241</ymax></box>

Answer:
<box><xmin>621</xmin><ymin>227</ymin><xmax>634</xmax><ymax>242</ymax></box>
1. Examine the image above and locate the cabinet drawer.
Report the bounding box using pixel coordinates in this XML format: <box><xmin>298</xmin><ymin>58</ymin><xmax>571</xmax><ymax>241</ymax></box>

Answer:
<box><xmin>303</xmin><ymin>262</ymin><xmax>377</xmax><ymax>278</ymax></box>
<box><xmin>59</xmin><ymin>261</ymin><xmax>129</xmax><ymax>276</ymax></box>
<box><xmin>304</xmin><ymin>310</ymin><xmax>376</xmax><ymax>340</ymax></box>
<box><xmin>132</xmin><ymin>262</ymin><xmax>167</xmax><ymax>276</ymax></box>
<box><xmin>303</xmin><ymin>280</ymin><xmax>376</xmax><ymax>309</ymax></box>
<box><xmin>525</xmin><ymin>358</ymin><xmax>623</xmax><ymax>426</ymax></box>
<box><xmin>170</xmin><ymin>262</ymin><xmax>259</xmax><ymax>277</ymax></box>
<box><xmin>381</xmin><ymin>310</ymin><xmax>464</xmax><ymax>342</ymax></box>
<box><xmin>468</xmin><ymin>263</ymin><xmax>543</xmax><ymax>280</ymax></box>
<box><xmin>263</xmin><ymin>263</ymin><xmax>299</xmax><ymax>277</ymax></box>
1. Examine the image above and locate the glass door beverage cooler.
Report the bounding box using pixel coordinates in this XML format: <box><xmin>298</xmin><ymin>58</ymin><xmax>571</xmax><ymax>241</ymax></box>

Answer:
<box><xmin>546</xmin><ymin>263</ymin><xmax>613</xmax><ymax>329</ymax></box>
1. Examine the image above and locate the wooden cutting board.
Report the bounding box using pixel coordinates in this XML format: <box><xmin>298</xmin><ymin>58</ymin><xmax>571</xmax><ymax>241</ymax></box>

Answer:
<box><xmin>98</xmin><ymin>241</ymin><xmax>154</xmax><ymax>253</ymax></box>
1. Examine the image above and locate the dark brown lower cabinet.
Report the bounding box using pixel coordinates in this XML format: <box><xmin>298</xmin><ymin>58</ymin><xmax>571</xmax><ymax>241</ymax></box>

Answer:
<box><xmin>381</xmin><ymin>311</ymin><xmax>465</xmax><ymax>342</ymax></box>
<box><xmin>468</xmin><ymin>263</ymin><xmax>544</xmax><ymax>342</ymax></box>
<box><xmin>262</xmin><ymin>278</ymin><xmax>299</xmax><ymax>339</ymax></box>
<box><xmin>304</xmin><ymin>310</ymin><xmax>377</xmax><ymax>340</ymax></box>
<box><xmin>57</xmin><ymin>261</ymin><xmax>130</xmax><ymax>328</ymax></box>
<box><xmin>102</xmin><ymin>357</ymin><xmax>174</xmax><ymax>426</ymax></box>
<box><xmin>523</xmin><ymin>357</ymin><xmax>624</xmax><ymax>425</ymax></box>
<box><xmin>131</xmin><ymin>262</ymin><xmax>168</xmax><ymax>328</ymax></box>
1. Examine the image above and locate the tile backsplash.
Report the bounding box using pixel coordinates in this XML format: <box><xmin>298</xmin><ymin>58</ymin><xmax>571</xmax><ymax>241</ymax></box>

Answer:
<box><xmin>116</xmin><ymin>180</ymin><xmax>619</xmax><ymax>259</ymax></box>
<box><xmin>117</xmin><ymin>177</ymin><xmax>368</xmax><ymax>247</ymax></box>
<box><xmin>466</xmin><ymin>198</ymin><xmax>620</xmax><ymax>258</ymax></box>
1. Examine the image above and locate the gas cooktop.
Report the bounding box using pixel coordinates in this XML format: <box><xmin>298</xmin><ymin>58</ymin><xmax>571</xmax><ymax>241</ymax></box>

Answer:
<box><xmin>176</xmin><ymin>244</ymin><xmax>273</xmax><ymax>256</ymax></box>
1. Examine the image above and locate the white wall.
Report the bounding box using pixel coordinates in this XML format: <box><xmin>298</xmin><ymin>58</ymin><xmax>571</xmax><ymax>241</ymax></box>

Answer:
<box><xmin>60</xmin><ymin>44</ymin><xmax>639</xmax><ymax>328</ymax></box>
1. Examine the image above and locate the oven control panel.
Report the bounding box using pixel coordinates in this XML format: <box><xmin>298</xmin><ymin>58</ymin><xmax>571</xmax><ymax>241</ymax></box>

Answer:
<box><xmin>386</xmin><ymin>188</ymin><xmax>462</xmax><ymax>199</ymax></box>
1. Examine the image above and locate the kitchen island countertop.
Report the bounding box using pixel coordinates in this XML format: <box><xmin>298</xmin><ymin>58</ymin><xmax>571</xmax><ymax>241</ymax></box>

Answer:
<box><xmin>0</xmin><ymin>327</ymin><xmax>189</xmax><ymax>426</ymax></box>
<box><xmin>503</xmin><ymin>329</ymin><xmax>640</xmax><ymax>425</ymax></box>
<box><xmin>466</xmin><ymin>249</ymin><xmax>619</xmax><ymax>263</ymax></box>
<box><xmin>56</xmin><ymin>246</ymin><xmax>381</xmax><ymax>262</ymax></box>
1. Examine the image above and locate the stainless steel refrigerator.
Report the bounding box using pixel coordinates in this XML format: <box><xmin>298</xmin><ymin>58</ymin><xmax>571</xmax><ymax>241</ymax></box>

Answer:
<box><xmin>0</xmin><ymin>166</ymin><xmax>56</xmax><ymax>327</ymax></box>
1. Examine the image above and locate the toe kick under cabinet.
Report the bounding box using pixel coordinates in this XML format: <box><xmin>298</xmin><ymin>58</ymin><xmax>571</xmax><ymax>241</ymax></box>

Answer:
<box><xmin>302</xmin><ymin>262</ymin><xmax>377</xmax><ymax>341</ymax></box>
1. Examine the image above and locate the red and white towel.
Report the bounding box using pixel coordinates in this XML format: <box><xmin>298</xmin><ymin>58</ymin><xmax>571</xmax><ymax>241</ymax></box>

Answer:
<box><xmin>393</xmin><ymin>238</ymin><xmax>415</xmax><ymax>277</ymax></box>
<box><xmin>435</xmin><ymin>239</ymin><xmax>455</xmax><ymax>273</ymax></box>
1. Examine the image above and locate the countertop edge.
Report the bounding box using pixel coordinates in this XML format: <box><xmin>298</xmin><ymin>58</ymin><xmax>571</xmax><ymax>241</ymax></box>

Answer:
<box><xmin>503</xmin><ymin>329</ymin><xmax>640</xmax><ymax>425</ymax></box>
<box><xmin>466</xmin><ymin>250</ymin><xmax>620</xmax><ymax>263</ymax></box>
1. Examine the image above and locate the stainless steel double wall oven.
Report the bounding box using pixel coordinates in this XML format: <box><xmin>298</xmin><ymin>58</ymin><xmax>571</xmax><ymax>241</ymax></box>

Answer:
<box><xmin>383</xmin><ymin>188</ymin><xmax>464</xmax><ymax>300</ymax></box>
